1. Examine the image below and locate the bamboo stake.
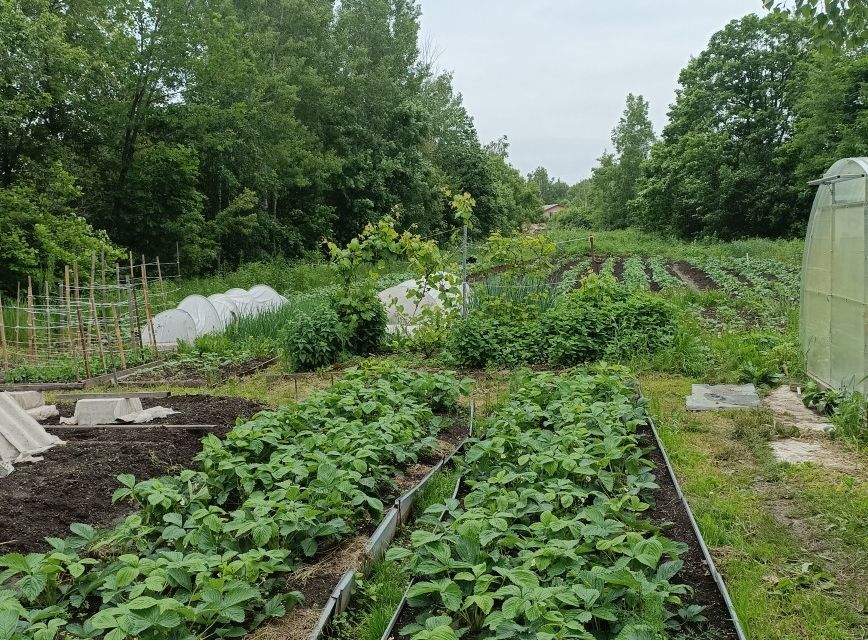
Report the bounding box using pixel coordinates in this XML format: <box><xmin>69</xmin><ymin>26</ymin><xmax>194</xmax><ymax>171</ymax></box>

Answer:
<box><xmin>90</xmin><ymin>287</ymin><xmax>107</xmax><ymax>371</ymax></box>
<box><xmin>15</xmin><ymin>281</ymin><xmax>20</xmax><ymax>346</ymax></box>
<box><xmin>26</xmin><ymin>277</ymin><xmax>35</xmax><ymax>358</ymax></box>
<box><xmin>113</xmin><ymin>263</ymin><xmax>127</xmax><ymax>368</ymax></box>
<box><xmin>141</xmin><ymin>256</ymin><xmax>158</xmax><ymax>357</ymax></box>
<box><xmin>44</xmin><ymin>281</ymin><xmax>52</xmax><ymax>355</ymax></box>
<box><xmin>0</xmin><ymin>293</ymin><xmax>8</xmax><ymax>370</ymax></box>
<box><xmin>65</xmin><ymin>266</ymin><xmax>80</xmax><ymax>378</ymax></box>
<box><xmin>90</xmin><ymin>252</ymin><xmax>107</xmax><ymax>371</ymax></box>
<box><xmin>73</xmin><ymin>261</ymin><xmax>92</xmax><ymax>378</ymax></box>
<box><xmin>126</xmin><ymin>275</ymin><xmax>139</xmax><ymax>349</ymax></box>
<box><xmin>156</xmin><ymin>256</ymin><xmax>167</xmax><ymax>309</ymax></box>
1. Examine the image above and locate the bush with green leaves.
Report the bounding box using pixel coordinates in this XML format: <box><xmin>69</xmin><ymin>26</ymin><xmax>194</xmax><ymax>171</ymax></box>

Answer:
<box><xmin>446</xmin><ymin>275</ymin><xmax>676</xmax><ymax>369</ymax></box>
<box><xmin>280</xmin><ymin>307</ymin><xmax>347</xmax><ymax>372</ymax></box>
<box><xmin>543</xmin><ymin>274</ymin><xmax>676</xmax><ymax>366</ymax></box>
<box><xmin>388</xmin><ymin>365</ymin><xmax>712</xmax><ymax>639</ymax></box>
<box><xmin>447</xmin><ymin>298</ymin><xmax>545</xmax><ymax>368</ymax></box>
<box><xmin>0</xmin><ymin>363</ymin><xmax>469</xmax><ymax>639</ymax></box>
<box><xmin>334</xmin><ymin>287</ymin><xmax>387</xmax><ymax>356</ymax></box>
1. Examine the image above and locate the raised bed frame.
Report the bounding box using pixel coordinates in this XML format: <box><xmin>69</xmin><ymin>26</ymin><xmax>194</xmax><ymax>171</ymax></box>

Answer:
<box><xmin>368</xmin><ymin>395</ymin><xmax>748</xmax><ymax>640</ymax></box>
<box><xmin>307</xmin><ymin>403</ymin><xmax>474</xmax><ymax>640</ymax></box>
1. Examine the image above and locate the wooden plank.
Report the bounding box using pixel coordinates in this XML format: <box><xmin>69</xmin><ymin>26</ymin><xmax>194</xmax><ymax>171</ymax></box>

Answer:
<box><xmin>81</xmin><ymin>361</ymin><xmax>165</xmax><ymax>388</ymax></box>
<box><xmin>0</xmin><ymin>383</ymin><xmax>85</xmax><ymax>391</ymax></box>
<box><xmin>45</xmin><ymin>423</ymin><xmax>218</xmax><ymax>430</ymax></box>
<box><xmin>116</xmin><ymin>379</ymin><xmax>207</xmax><ymax>388</ymax></box>
<box><xmin>55</xmin><ymin>391</ymin><xmax>171</xmax><ymax>401</ymax></box>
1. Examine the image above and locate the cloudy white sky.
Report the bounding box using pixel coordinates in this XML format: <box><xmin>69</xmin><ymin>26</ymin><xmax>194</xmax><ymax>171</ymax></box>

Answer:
<box><xmin>418</xmin><ymin>0</ymin><xmax>761</xmax><ymax>183</ymax></box>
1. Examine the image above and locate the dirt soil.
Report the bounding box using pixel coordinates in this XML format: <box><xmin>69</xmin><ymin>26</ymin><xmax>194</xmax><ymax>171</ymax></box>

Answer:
<box><xmin>669</xmin><ymin>261</ymin><xmax>718</xmax><ymax>291</ymax></box>
<box><xmin>639</xmin><ymin>425</ymin><xmax>740</xmax><ymax>639</ymax></box>
<box><xmin>120</xmin><ymin>356</ymin><xmax>274</xmax><ymax>385</ymax></box>
<box><xmin>644</xmin><ymin>259</ymin><xmax>662</xmax><ymax>293</ymax></box>
<box><xmin>1</xmin><ymin>395</ymin><xmax>267</xmax><ymax>552</ymax></box>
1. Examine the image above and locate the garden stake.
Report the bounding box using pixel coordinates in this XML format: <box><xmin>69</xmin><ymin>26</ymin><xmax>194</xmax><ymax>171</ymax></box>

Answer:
<box><xmin>73</xmin><ymin>261</ymin><xmax>92</xmax><ymax>379</ymax></box>
<box><xmin>294</xmin><ymin>377</ymin><xmax>299</xmax><ymax>401</ymax></box>
<box><xmin>44</xmin><ymin>281</ymin><xmax>52</xmax><ymax>355</ymax></box>
<box><xmin>156</xmin><ymin>255</ymin><xmax>167</xmax><ymax>308</ymax></box>
<box><xmin>15</xmin><ymin>281</ymin><xmax>20</xmax><ymax>346</ymax></box>
<box><xmin>0</xmin><ymin>293</ymin><xmax>8</xmax><ymax>370</ymax></box>
<box><xmin>126</xmin><ymin>275</ymin><xmax>139</xmax><ymax>349</ymax></box>
<box><xmin>90</xmin><ymin>252</ymin><xmax>107</xmax><ymax>371</ymax></box>
<box><xmin>65</xmin><ymin>265</ymin><xmax>80</xmax><ymax>378</ymax></box>
<box><xmin>26</xmin><ymin>277</ymin><xmax>35</xmax><ymax>358</ymax></box>
<box><xmin>141</xmin><ymin>256</ymin><xmax>158</xmax><ymax>357</ymax></box>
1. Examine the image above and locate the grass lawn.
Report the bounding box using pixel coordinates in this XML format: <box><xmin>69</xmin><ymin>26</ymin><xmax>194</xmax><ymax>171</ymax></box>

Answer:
<box><xmin>642</xmin><ymin>374</ymin><xmax>868</xmax><ymax>640</ymax></box>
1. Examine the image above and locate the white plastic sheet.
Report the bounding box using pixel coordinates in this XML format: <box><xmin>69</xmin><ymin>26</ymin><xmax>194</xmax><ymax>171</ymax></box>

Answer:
<box><xmin>225</xmin><ymin>288</ymin><xmax>259</xmax><ymax>317</ymax></box>
<box><xmin>140</xmin><ymin>309</ymin><xmax>197</xmax><ymax>348</ymax></box>
<box><xmin>248</xmin><ymin>284</ymin><xmax>288</xmax><ymax>311</ymax></box>
<box><xmin>177</xmin><ymin>295</ymin><xmax>223</xmax><ymax>337</ymax></box>
<box><xmin>207</xmin><ymin>294</ymin><xmax>239</xmax><ymax>328</ymax></box>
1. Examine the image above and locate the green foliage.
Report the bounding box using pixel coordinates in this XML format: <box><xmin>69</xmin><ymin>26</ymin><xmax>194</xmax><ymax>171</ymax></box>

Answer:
<box><xmin>281</xmin><ymin>307</ymin><xmax>347</xmax><ymax>372</ymax></box>
<box><xmin>632</xmin><ymin>14</ymin><xmax>810</xmax><ymax>239</ymax></box>
<box><xmin>0</xmin><ymin>0</ymin><xmax>535</xmax><ymax>279</ymax></box>
<box><xmin>543</xmin><ymin>275</ymin><xmax>675</xmax><ymax>366</ymax></box>
<box><xmin>393</xmin><ymin>366</ymin><xmax>707</xmax><ymax>639</ymax></box>
<box><xmin>335</xmin><ymin>289</ymin><xmax>388</xmax><ymax>356</ymax></box>
<box><xmin>0</xmin><ymin>364</ymin><xmax>466</xmax><ymax>639</ymax></box>
<box><xmin>764</xmin><ymin>0</ymin><xmax>868</xmax><ymax>48</ymax></box>
<box><xmin>802</xmin><ymin>381</ymin><xmax>868</xmax><ymax>446</ymax></box>
<box><xmin>447</xmin><ymin>275</ymin><xmax>676</xmax><ymax>369</ymax></box>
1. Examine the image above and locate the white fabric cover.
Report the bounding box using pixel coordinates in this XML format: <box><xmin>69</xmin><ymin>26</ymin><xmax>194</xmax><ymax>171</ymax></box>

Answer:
<box><xmin>248</xmin><ymin>285</ymin><xmax>288</xmax><ymax>311</ymax></box>
<box><xmin>177</xmin><ymin>295</ymin><xmax>223</xmax><ymax>337</ymax></box>
<box><xmin>141</xmin><ymin>309</ymin><xmax>197</xmax><ymax>347</ymax></box>
<box><xmin>225</xmin><ymin>288</ymin><xmax>260</xmax><ymax>317</ymax></box>
<box><xmin>207</xmin><ymin>294</ymin><xmax>239</xmax><ymax>328</ymax></box>
<box><xmin>117</xmin><ymin>406</ymin><xmax>180</xmax><ymax>424</ymax></box>
<box><xmin>0</xmin><ymin>393</ymin><xmax>64</xmax><ymax>464</ymax></box>
<box><xmin>378</xmin><ymin>280</ymin><xmax>445</xmax><ymax>325</ymax></box>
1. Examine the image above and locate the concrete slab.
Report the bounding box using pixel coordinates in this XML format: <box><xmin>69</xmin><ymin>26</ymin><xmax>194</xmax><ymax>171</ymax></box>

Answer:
<box><xmin>686</xmin><ymin>384</ymin><xmax>761</xmax><ymax>411</ymax></box>
<box><xmin>763</xmin><ymin>386</ymin><xmax>832</xmax><ymax>434</ymax></box>
<box><xmin>7</xmin><ymin>391</ymin><xmax>45</xmax><ymax>410</ymax></box>
<box><xmin>0</xmin><ymin>393</ymin><xmax>63</xmax><ymax>464</ymax></box>
<box><xmin>769</xmin><ymin>438</ymin><xmax>859</xmax><ymax>473</ymax></box>
<box><xmin>65</xmin><ymin>398</ymin><xmax>144</xmax><ymax>426</ymax></box>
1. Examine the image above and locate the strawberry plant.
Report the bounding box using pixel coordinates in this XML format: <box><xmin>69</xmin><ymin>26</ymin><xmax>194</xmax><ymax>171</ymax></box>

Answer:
<box><xmin>0</xmin><ymin>362</ymin><xmax>469</xmax><ymax>639</ymax></box>
<box><xmin>389</xmin><ymin>366</ymin><xmax>715</xmax><ymax>639</ymax></box>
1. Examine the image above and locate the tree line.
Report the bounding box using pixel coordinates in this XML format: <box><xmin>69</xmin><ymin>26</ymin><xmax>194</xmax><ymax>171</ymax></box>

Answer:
<box><xmin>544</xmin><ymin>12</ymin><xmax>867</xmax><ymax>240</ymax></box>
<box><xmin>0</xmin><ymin>0</ymin><xmax>542</xmax><ymax>292</ymax></box>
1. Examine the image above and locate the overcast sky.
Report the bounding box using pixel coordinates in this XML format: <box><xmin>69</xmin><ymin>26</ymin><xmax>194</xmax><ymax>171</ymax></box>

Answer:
<box><xmin>418</xmin><ymin>0</ymin><xmax>761</xmax><ymax>183</ymax></box>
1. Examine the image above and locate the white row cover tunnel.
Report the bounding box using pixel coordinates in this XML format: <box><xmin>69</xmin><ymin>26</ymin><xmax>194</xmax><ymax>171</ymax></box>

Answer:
<box><xmin>142</xmin><ymin>285</ymin><xmax>287</xmax><ymax>348</ymax></box>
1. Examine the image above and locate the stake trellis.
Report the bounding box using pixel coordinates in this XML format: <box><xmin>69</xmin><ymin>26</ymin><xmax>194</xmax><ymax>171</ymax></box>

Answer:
<box><xmin>0</xmin><ymin>253</ymin><xmax>182</xmax><ymax>381</ymax></box>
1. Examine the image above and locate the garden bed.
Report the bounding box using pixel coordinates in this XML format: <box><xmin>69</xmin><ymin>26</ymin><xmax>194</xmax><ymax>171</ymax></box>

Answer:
<box><xmin>1</xmin><ymin>395</ymin><xmax>267</xmax><ymax>552</ymax></box>
<box><xmin>117</xmin><ymin>354</ymin><xmax>275</xmax><ymax>386</ymax></box>
<box><xmin>381</xmin><ymin>425</ymin><xmax>741</xmax><ymax>640</ymax></box>
<box><xmin>360</xmin><ymin>369</ymin><xmax>744</xmax><ymax>640</ymax></box>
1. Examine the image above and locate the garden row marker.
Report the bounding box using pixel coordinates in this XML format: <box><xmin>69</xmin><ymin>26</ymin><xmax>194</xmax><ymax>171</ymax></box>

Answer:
<box><xmin>589</xmin><ymin>234</ymin><xmax>595</xmax><ymax>259</ymax></box>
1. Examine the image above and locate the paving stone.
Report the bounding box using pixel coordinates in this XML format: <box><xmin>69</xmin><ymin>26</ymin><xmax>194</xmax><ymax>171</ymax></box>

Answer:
<box><xmin>686</xmin><ymin>384</ymin><xmax>761</xmax><ymax>411</ymax></box>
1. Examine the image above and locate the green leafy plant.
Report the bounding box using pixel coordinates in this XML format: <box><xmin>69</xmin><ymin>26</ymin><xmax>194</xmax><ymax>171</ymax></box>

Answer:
<box><xmin>280</xmin><ymin>307</ymin><xmax>347</xmax><ymax>372</ymax></box>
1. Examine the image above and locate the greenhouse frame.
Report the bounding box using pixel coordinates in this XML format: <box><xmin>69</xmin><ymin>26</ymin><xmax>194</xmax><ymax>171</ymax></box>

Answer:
<box><xmin>801</xmin><ymin>157</ymin><xmax>868</xmax><ymax>392</ymax></box>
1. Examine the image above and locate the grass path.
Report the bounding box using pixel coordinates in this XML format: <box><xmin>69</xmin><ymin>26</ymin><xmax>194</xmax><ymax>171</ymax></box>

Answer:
<box><xmin>641</xmin><ymin>374</ymin><xmax>868</xmax><ymax>640</ymax></box>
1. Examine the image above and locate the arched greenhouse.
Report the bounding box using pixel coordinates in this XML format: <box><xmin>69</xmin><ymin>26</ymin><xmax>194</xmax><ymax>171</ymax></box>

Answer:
<box><xmin>801</xmin><ymin>157</ymin><xmax>868</xmax><ymax>392</ymax></box>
